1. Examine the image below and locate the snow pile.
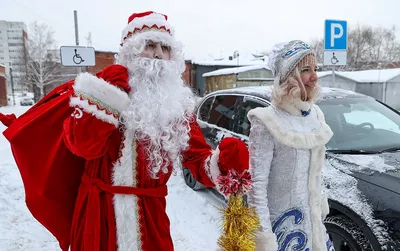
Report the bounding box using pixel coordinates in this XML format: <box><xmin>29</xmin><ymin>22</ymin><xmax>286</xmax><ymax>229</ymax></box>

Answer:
<box><xmin>0</xmin><ymin>106</ymin><xmax>223</xmax><ymax>251</ymax></box>
<box><xmin>330</xmin><ymin>154</ymin><xmax>396</xmax><ymax>174</ymax></box>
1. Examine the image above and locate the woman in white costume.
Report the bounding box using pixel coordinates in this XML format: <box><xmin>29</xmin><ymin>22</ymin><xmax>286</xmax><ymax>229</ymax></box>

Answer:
<box><xmin>247</xmin><ymin>40</ymin><xmax>335</xmax><ymax>251</ymax></box>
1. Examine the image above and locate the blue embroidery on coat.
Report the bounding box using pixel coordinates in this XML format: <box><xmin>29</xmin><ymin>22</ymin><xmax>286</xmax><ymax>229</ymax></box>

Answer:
<box><xmin>326</xmin><ymin>238</ymin><xmax>335</xmax><ymax>251</ymax></box>
<box><xmin>272</xmin><ymin>208</ymin><xmax>308</xmax><ymax>251</ymax></box>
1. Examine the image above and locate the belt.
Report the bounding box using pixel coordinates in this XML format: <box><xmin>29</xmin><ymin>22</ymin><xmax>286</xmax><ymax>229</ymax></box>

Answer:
<box><xmin>81</xmin><ymin>173</ymin><xmax>168</xmax><ymax>197</ymax></box>
<box><xmin>80</xmin><ymin>173</ymin><xmax>168</xmax><ymax>251</ymax></box>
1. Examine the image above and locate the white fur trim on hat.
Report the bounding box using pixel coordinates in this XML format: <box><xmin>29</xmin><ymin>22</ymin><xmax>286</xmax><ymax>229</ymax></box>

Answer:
<box><xmin>121</xmin><ymin>12</ymin><xmax>174</xmax><ymax>45</ymax></box>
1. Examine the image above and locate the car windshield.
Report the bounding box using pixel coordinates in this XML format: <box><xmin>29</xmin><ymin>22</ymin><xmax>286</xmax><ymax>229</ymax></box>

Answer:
<box><xmin>318</xmin><ymin>97</ymin><xmax>400</xmax><ymax>152</ymax></box>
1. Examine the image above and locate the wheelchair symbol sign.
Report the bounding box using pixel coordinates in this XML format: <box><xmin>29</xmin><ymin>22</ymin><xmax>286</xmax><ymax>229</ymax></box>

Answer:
<box><xmin>60</xmin><ymin>46</ymin><xmax>95</xmax><ymax>67</ymax></box>
<box><xmin>331</xmin><ymin>52</ymin><xmax>339</xmax><ymax>64</ymax></box>
<box><xmin>73</xmin><ymin>49</ymin><xmax>85</xmax><ymax>65</ymax></box>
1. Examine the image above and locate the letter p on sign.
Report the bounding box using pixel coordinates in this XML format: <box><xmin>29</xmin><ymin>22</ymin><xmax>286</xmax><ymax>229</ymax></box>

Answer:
<box><xmin>331</xmin><ymin>23</ymin><xmax>343</xmax><ymax>47</ymax></box>
<box><xmin>324</xmin><ymin>20</ymin><xmax>347</xmax><ymax>50</ymax></box>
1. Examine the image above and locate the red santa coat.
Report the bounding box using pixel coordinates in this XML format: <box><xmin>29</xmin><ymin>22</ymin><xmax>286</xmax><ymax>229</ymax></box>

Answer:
<box><xmin>59</xmin><ymin>65</ymin><xmax>246</xmax><ymax>251</ymax></box>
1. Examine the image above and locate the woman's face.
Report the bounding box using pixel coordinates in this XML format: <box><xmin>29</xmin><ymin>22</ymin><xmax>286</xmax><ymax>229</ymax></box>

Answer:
<box><xmin>298</xmin><ymin>55</ymin><xmax>319</xmax><ymax>98</ymax></box>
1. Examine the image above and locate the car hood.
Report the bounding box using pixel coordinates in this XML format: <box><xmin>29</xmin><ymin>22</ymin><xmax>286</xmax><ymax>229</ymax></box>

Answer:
<box><xmin>326</xmin><ymin>151</ymin><xmax>400</xmax><ymax>194</ymax></box>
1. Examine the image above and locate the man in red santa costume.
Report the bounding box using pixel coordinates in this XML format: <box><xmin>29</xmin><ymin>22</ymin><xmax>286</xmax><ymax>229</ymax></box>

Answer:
<box><xmin>0</xmin><ymin>11</ymin><xmax>249</xmax><ymax>251</ymax></box>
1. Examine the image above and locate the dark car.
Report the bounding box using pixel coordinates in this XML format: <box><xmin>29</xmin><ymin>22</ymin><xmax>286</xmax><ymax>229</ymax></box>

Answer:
<box><xmin>182</xmin><ymin>86</ymin><xmax>400</xmax><ymax>251</ymax></box>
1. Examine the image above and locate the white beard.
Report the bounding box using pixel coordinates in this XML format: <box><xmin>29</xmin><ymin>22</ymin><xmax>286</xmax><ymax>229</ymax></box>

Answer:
<box><xmin>120</xmin><ymin>57</ymin><xmax>196</xmax><ymax>178</ymax></box>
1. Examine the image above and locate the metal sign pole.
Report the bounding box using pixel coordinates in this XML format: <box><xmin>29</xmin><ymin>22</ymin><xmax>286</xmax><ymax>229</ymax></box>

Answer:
<box><xmin>74</xmin><ymin>10</ymin><xmax>84</xmax><ymax>74</ymax></box>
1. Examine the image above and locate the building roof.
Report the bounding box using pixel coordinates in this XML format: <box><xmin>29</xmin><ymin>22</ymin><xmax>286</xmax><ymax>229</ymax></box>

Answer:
<box><xmin>317</xmin><ymin>71</ymin><xmax>333</xmax><ymax>78</ymax></box>
<box><xmin>192</xmin><ymin>58</ymin><xmax>266</xmax><ymax>67</ymax></box>
<box><xmin>319</xmin><ymin>68</ymin><xmax>400</xmax><ymax>83</ymax></box>
<box><xmin>95</xmin><ymin>50</ymin><xmax>118</xmax><ymax>54</ymax></box>
<box><xmin>203</xmin><ymin>65</ymin><xmax>270</xmax><ymax>77</ymax></box>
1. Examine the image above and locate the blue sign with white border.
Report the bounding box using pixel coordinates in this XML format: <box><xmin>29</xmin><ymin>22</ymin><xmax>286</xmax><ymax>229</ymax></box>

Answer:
<box><xmin>324</xmin><ymin>20</ymin><xmax>347</xmax><ymax>50</ymax></box>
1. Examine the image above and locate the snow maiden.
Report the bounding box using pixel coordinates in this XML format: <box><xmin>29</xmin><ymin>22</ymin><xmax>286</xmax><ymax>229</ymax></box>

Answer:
<box><xmin>247</xmin><ymin>40</ymin><xmax>335</xmax><ymax>251</ymax></box>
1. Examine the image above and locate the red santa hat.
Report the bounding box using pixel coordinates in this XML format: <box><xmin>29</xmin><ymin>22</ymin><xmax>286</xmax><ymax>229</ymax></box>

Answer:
<box><xmin>120</xmin><ymin>11</ymin><xmax>174</xmax><ymax>46</ymax></box>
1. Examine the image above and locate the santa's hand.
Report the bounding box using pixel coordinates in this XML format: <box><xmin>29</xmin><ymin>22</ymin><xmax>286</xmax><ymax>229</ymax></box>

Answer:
<box><xmin>218</xmin><ymin>137</ymin><xmax>249</xmax><ymax>174</ymax></box>
<box><xmin>208</xmin><ymin>137</ymin><xmax>251</xmax><ymax>196</ymax></box>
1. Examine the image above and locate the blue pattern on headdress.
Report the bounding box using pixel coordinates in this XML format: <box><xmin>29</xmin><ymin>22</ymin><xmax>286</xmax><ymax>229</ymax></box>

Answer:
<box><xmin>282</xmin><ymin>41</ymin><xmax>311</xmax><ymax>58</ymax></box>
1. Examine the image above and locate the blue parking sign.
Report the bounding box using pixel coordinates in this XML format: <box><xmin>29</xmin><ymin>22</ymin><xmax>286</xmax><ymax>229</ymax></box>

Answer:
<box><xmin>324</xmin><ymin>20</ymin><xmax>347</xmax><ymax>50</ymax></box>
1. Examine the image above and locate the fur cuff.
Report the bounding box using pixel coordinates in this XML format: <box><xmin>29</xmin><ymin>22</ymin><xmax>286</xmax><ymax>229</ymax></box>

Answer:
<box><xmin>255</xmin><ymin>231</ymin><xmax>278</xmax><ymax>251</ymax></box>
<box><xmin>70</xmin><ymin>97</ymin><xmax>119</xmax><ymax>127</ymax></box>
<box><xmin>205</xmin><ymin>147</ymin><xmax>221</xmax><ymax>186</ymax></box>
<box><xmin>73</xmin><ymin>72</ymin><xmax>130</xmax><ymax>114</ymax></box>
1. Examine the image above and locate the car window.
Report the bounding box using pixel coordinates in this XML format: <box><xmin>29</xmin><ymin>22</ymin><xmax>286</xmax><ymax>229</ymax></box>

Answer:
<box><xmin>207</xmin><ymin>95</ymin><xmax>242</xmax><ymax>130</ymax></box>
<box><xmin>342</xmin><ymin>103</ymin><xmax>400</xmax><ymax>134</ymax></box>
<box><xmin>232</xmin><ymin>98</ymin><xmax>267</xmax><ymax>136</ymax></box>
<box><xmin>319</xmin><ymin>97</ymin><xmax>400</xmax><ymax>152</ymax></box>
<box><xmin>198</xmin><ymin>96</ymin><xmax>214</xmax><ymax>122</ymax></box>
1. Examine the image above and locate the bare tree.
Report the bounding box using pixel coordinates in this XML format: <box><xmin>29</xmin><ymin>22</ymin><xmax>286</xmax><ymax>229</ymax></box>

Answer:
<box><xmin>26</xmin><ymin>21</ymin><xmax>59</xmax><ymax>100</ymax></box>
<box><xmin>309</xmin><ymin>24</ymin><xmax>400</xmax><ymax>70</ymax></box>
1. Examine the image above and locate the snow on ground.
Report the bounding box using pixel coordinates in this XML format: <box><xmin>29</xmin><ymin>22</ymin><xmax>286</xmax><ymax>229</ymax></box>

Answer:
<box><xmin>0</xmin><ymin>106</ymin><xmax>222</xmax><ymax>251</ymax></box>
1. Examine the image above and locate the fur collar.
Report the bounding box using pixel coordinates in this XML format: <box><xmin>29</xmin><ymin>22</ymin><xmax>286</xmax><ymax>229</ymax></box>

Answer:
<box><xmin>248</xmin><ymin>105</ymin><xmax>333</xmax><ymax>149</ymax></box>
<box><xmin>272</xmin><ymin>98</ymin><xmax>314</xmax><ymax>117</ymax></box>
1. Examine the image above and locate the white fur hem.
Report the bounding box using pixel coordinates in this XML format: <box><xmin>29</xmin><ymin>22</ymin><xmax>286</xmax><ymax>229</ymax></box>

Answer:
<box><xmin>73</xmin><ymin>72</ymin><xmax>130</xmax><ymax>114</ymax></box>
<box><xmin>70</xmin><ymin>97</ymin><xmax>119</xmax><ymax>127</ymax></box>
<box><xmin>248</xmin><ymin>106</ymin><xmax>333</xmax><ymax>149</ymax></box>
<box><xmin>309</xmin><ymin>146</ymin><xmax>328</xmax><ymax>250</ymax></box>
<box><xmin>321</xmin><ymin>192</ymin><xmax>329</xmax><ymax>220</ymax></box>
<box><xmin>112</xmin><ymin>130</ymin><xmax>140</xmax><ymax>251</ymax></box>
<box><xmin>255</xmin><ymin>231</ymin><xmax>278</xmax><ymax>251</ymax></box>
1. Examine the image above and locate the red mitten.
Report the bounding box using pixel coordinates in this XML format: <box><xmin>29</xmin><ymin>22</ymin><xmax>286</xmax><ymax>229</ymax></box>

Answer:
<box><xmin>218</xmin><ymin>137</ymin><xmax>249</xmax><ymax>174</ymax></box>
<box><xmin>0</xmin><ymin>113</ymin><xmax>17</xmax><ymax>127</ymax></box>
<box><xmin>96</xmin><ymin>64</ymin><xmax>131</xmax><ymax>93</ymax></box>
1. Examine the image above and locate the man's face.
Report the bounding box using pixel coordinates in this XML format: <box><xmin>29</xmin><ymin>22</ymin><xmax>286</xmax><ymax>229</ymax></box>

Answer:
<box><xmin>139</xmin><ymin>40</ymin><xmax>172</xmax><ymax>60</ymax></box>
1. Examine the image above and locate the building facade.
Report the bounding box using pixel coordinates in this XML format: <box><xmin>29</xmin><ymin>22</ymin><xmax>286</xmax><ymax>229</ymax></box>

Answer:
<box><xmin>203</xmin><ymin>65</ymin><xmax>273</xmax><ymax>94</ymax></box>
<box><xmin>318</xmin><ymin>69</ymin><xmax>400</xmax><ymax>110</ymax></box>
<box><xmin>0</xmin><ymin>21</ymin><xmax>28</xmax><ymax>93</ymax></box>
<box><xmin>0</xmin><ymin>64</ymin><xmax>7</xmax><ymax>106</ymax></box>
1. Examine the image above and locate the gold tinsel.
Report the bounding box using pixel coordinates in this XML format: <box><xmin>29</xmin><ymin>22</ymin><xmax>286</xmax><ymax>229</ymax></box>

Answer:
<box><xmin>217</xmin><ymin>194</ymin><xmax>260</xmax><ymax>251</ymax></box>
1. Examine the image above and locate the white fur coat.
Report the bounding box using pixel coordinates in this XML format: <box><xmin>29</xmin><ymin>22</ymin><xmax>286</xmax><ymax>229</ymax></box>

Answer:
<box><xmin>247</xmin><ymin>103</ymin><xmax>334</xmax><ymax>251</ymax></box>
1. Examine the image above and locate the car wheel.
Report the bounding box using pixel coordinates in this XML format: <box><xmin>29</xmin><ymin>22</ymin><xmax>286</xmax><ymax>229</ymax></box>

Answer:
<box><xmin>325</xmin><ymin>215</ymin><xmax>372</xmax><ymax>251</ymax></box>
<box><xmin>182</xmin><ymin>167</ymin><xmax>205</xmax><ymax>191</ymax></box>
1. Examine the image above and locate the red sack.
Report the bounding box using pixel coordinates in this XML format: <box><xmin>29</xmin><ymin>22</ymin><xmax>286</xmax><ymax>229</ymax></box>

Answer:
<box><xmin>2</xmin><ymin>80</ymin><xmax>85</xmax><ymax>251</ymax></box>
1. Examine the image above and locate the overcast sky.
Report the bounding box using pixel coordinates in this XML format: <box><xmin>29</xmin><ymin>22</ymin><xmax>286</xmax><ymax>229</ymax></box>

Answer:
<box><xmin>2</xmin><ymin>0</ymin><xmax>400</xmax><ymax>60</ymax></box>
